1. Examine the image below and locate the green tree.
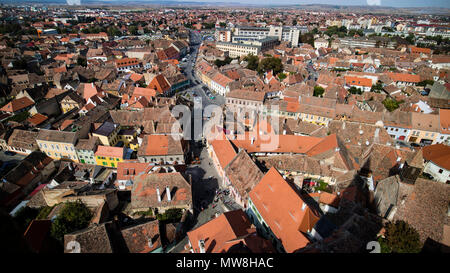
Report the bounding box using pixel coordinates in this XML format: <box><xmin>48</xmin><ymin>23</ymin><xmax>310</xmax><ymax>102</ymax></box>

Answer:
<box><xmin>128</xmin><ymin>26</ymin><xmax>138</xmax><ymax>35</ymax></box>
<box><xmin>313</xmin><ymin>86</ymin><xmax>325</xmax><ymax>97</ymax></box>
<box><xmin>278</xmin><ymin>72</ymin><xmax>287</xmax><ymax>81</ymax></box>
<box><xmin>36</xmin><ymin>206</ymin><xmax>54</xmax><ymax>220</ymax></box>
<box><xmin>370</xmin><ymin>81</ymin><xmax>384</xmax><ymax>93</ymax></box>
<box><xmin>214</xmin><ymin>56</ymin><xmax>232</xmax><ymax>67</ymax></box>
<box><xmin>13</xmin><ymin>59</ymin><xmax>28</xmax><ymax>70</ymax></box>
<box><xmin>349</xmin><ymin>86</ymin><xmax>363</xmax><ymax>95</ymax></box>
<box><xmin>50</xmin><ymin>200</ymin><xmax>92</xmax><ymax>242</ymax></box>
<box><xmin>244</xmin><ymin>54</ymin><xmax>259</xmax><ymax>71</ymax></box>
<box><xmin>107</xmin><ymin>26</ymin><xmax>122</xmax><ymax>37</ymax></box>
<box><xmin>13</xmin><ymin>207</ymin><xmax>40</xmax><ymax>232</ymax></box>
<box><xmin>77</xmin><ymin>57</ymin><xmax>87</xmax><ymax>67</ymax></box>
<box><xmin>257</xmin><ymin>57</ymin><xmax>283</xmax><ymax>75</ymax></box>
<box><xmin>219</xmin><ymin>22</ymin><xmax>226</xmax><ymax>28</ymax></box>
<box><xmin>417</xmin><ymin>79</ymin><xmax>434</xmax><ymax>87</ymax></box>
<box><xmin>156</xmin><ymin>208</ymin><xmax>183</xmax><ymax>222</ymax></box>
<box><xmin>380</xmin><ymin>220</ymin><xmax>422</xmax><ymax>253</ymax></box>
<box><xmin>405</xmin><ymin>33</ymin><xmax>415</xmax><ymax>45</ymax></box>
<box><xmin>382</xmin><ymin>98</ymin><xmax>401</xmax><ymax>112</ymax></box>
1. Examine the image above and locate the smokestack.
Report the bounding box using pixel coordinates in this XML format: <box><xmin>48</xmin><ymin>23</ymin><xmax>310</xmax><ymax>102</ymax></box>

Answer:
<box><xmin>156</xmin><ymin>187</ymin><xmax>161</xmax><ymax>202</ymax></box>
<box><xmin>166</xmin><ymin>186</ymin><xmax>171</xmax><ymax>201</ymax></box>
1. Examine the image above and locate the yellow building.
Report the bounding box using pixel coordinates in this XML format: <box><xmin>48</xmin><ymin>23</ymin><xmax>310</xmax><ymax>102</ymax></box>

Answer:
<box><xmin>92</xmin><ymin>121</ymin><xmax>120</xmax><ymax>146</ymax></box>
<box><xmin>407</xmin><ymin>113</ymin><xmax>440</xmax><ymax>145</ymax></box>
<box><xmin>299</xmin><ymin>113</ymin><xmax>331</xmax><ymax>126</ymax></box>
<box><xmin>94</xmin><ymin>146</ymin><xmax>125</xmax><ymax>168</ymax></box>
<box><xmin>36</xmin><ymin>129</ymin><xmax>79</xmax><ymax>162</ymax></box>
<box><xmin>60</xmin><ymin>93</ymin><xmax>84</xmax><ymax>113</ymax></box>
<box><xmin>118</xmin><ymin>128</ymin><xmax>137</xmax><ymax>148</ymax></box>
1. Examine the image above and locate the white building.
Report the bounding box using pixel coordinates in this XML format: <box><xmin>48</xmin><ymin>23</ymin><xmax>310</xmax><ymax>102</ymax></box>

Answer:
<box><xmin>422</xmin><ymin>144</ymin><xmax>450</xmax><ymax>184</ymax></box>
<box><xmin>314</xmin><ymin>38</ymin><xmax>329</xmax><ymax>49</ymax></box>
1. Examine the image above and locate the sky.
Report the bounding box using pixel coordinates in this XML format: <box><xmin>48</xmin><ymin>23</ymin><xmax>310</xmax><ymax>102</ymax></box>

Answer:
<box><xmin>187</xmin><ymin>0</ymin><xmax>450</xmax><ymax>8</ymax></box>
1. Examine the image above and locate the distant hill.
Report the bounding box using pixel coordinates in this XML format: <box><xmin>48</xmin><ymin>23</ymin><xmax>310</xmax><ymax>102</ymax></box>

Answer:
<box><xmin>2</xmin><ymin>0</ymin><xmax>450</xmax><ymax>14</ymax></box>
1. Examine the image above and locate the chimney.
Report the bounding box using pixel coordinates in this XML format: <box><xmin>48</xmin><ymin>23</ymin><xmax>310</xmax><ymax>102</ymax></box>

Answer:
<box><xmin>166</xmin><ymin>186</ymin><xmax>171</xmax><ymax>201</ymax></box>
<box><xmin>283</xmin><ymin>129</ymin><xmax>286</xmax><ymax>135</ymax></box>
<box><xmin>91</xmin><ymin>82</ymin><xmax>94</xmax><ymax>88</ymax></box>
<box><xmin>156</xmin><ymin>187</ymin><xmax>161</xmax><ymax>202</ymax></box>
<box><xmin>251</xmin><ymin>137</ymin><xmax>255</xmax><ymax>144</ymax></box>
<box><xmin>301</xmin><ymin>202</ymin><xmax>307</xmax><ymax>211</ymax></box>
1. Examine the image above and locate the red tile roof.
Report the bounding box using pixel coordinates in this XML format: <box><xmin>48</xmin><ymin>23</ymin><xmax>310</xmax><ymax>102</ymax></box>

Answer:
<box><xmin>187</xmin><ymin>209</ymin><xmax>275</xmax><ymax>253</ymax></box>
<box><xmin>249</xmin><ymin>167</ymin><xmax>319</xmax><ymax>252</ymax></box>
<box><xmin>0</xmin><ymin>97</ymin><xmax>34</xmax><ymax>113</ymax></box>
<box><xmin>27</xmin><ymin>113</ymin><xmax>48</xmax><ymax>126</ymax></box>
<box><xmin>386</xmin><ymin>72</ymin><xmax>421</xmax><ymax>83</ymax></box>
<box><xmin>117</xmin><ymin>161</ymin><xmax>152</xmax><ymax>181</ymax></box>
<box><xmin>344</xmin><ymin>76</ymin><xmax>372</xmax><ymax>87</ymax></box>
<box><xmin>115</xmin><ymin>58</ymin><xmax>140</xmax><ymax>68</ymax></box>
<box><xmin>95</xmin><ymin>145</ymin><xmax>125</xmax><ymax>159</ymax></box>
<box><xmin>422</xmin><ymin>144</ymin><xmax>450</xmax><ymax>170</ymax></box>
<box><xmin>231</xmin><ymin>133</ymin><xmax>323</xmax><ymax>154</ymax></box>
<box><xmin>210</xmin><ymin>132</ymin><xmax>237</xmax><ymax>170</ymax></box>
<box><xmin>439</xmin><ymin>109</ymin><xmax>450</xmax><ymax>134</ymax></box>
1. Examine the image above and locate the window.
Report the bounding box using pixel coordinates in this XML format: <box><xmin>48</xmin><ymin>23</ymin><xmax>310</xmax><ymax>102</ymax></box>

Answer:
<box><xmin>439</xmin><ymin>169</ymin><xmax>443</xmax><ymax>174</ymax></box>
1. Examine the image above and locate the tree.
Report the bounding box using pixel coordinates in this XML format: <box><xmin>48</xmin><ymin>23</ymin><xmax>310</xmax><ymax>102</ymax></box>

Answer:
<box><xmin>107</xmin><ymin>26</ymin><xmax>122</xmax><ymax>37</ymax></box>
<box><xmin>13</xmin><ymin>59</ymin><xmax>28</xmax><ymax>70</ymax></box>
<box><xmin>128</xmin><ymin>26</ymin><xmax>138</xmax><ymax>35</ymax></box>
<box><xmin>257</xmin><ymin>57</ymin><xmax>283</xmax><ymax>75</ymax></box>
<box><xmin>417</xmin><ymin>79</ymin><xmax>434</xmax><ymax>87</ymax></box>
<box><xmin>214</xmin><ymin>56</ymin><xmax>232</xmax><ymax>67</ymax></box>
<box><xmin>370</xmin><ymin>81</ymin><xmax>384</xmax><ymax>93</ymax></box>
<box><xmin>380</xmin><ymin>220</ymin><xmax>422</xmax><ymax>253</ymax></box>
<box><xmin>77</xmin><ymin>57</ymin><xmax>87</xmax><ymax>67</ymax></box>
<box><xmin>278</xmin><ymin>72</ymin><xmax>287</xmax><ymax>81</ymax></box>
<box><xmin>219</xmin><ymin>22</ymin><xmax>226</xmax><ymax>28</ymax></box>
<box><xmin>244</xmin><ymin>54</ymin><xmax>259</xmax><ymax>71</ymax></box>
<box><xmin>349</xmin><ymin>86</ymin><xmax>363</xmax><ymax>95</ymax></box>
<box><xmin>405</xmin><ymin>33</ymin><xmax>415</xmax><ymax>45</ymax></box>
<box><xmin>50</xmin><ymin>201</ymin><xmax>92</xmax><ymax>242</ymax></box>
<box><xmin>156</xmin><ymin>208</ymin><xmax>183</xmax><ymax>222</ymax></box>
<box><xmin>313</xmin><ymin>86</ymin><xmax>325</xmax><ymax>97</ymax></box>
<box><xmin>382</xmin><ymin>98</ymin><xmax>401</xmax><ymax>112</ymax></box>
<box><xmin>13</xmin><ymin>207</ymin><xmax>40</xmax><ymax>233</ymax></box>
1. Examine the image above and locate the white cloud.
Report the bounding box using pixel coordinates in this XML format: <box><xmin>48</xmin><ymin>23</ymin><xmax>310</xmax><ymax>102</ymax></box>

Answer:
<box><xmin>366</xmin><ymin>0</ymin><xmax>381</xmax><ymax>5</ymax></box>
<box><xmin>67</xmin><ymin>0</ymin><xmax>81</xmax><ymax>5</ymax></box>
